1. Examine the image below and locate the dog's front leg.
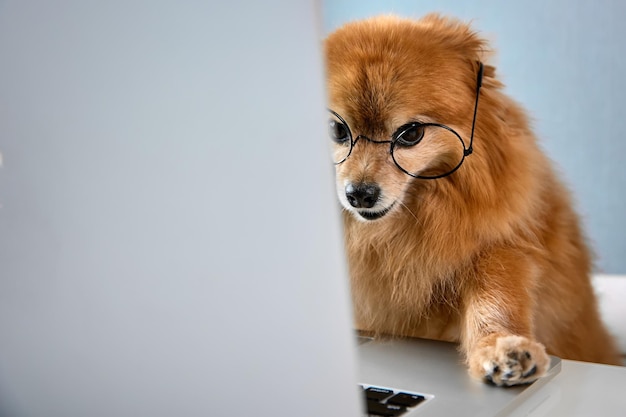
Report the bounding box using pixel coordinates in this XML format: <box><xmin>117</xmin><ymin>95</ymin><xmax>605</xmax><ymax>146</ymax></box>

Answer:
<box><xmin>460</xmin><ymin>251</ymin><xmax>551</xmax><ymax>386</ymax></box>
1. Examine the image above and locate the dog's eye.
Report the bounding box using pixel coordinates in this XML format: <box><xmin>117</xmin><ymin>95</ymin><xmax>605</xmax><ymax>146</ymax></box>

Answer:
<box><xmin>394</xmin><ymin>124</ymin><xmax>425</xmax><ymax>147</ymax></box>
<box><xmin>328</xmin><ymin>119</ymin><xmax>350</xmax><ymax>144</ymax></box>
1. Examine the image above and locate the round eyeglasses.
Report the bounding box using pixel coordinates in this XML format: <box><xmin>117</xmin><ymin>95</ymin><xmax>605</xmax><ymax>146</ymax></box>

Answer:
<box><xmin>327</xmin><ymin>62</ymin><xmax>483</xmax><ymax>180</ymax></box>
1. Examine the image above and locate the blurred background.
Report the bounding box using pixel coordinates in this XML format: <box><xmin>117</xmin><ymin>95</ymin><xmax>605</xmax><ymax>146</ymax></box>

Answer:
<box><xmin>322</xmin><ymin>0</ymin><xmax>626</xmax><ymax>275</ymax></box>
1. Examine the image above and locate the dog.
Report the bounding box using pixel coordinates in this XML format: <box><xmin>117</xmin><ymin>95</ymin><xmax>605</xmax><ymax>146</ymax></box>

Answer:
<box><xmin>323</xmin><ymin>14</ymin><xmax>622</xmax><ymax>386</ymax></box>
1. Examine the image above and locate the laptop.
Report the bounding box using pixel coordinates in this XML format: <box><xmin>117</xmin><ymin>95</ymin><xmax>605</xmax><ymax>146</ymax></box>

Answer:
<box><xmin>0</xmin><ymin>1</ymin><xmax>559</xmax><ymax>416</ymax></box>
<box><xmin>358</xmin><ymin>337</ymin><xmax>560</xmax><ymax>416</ymax></box>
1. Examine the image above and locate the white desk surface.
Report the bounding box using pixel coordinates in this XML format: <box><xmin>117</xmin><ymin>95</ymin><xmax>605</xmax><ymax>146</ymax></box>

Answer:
<box><xmin>510</xmin><ymin>359</ymin><xmax>626</xmax><ymax>416</ymax></box>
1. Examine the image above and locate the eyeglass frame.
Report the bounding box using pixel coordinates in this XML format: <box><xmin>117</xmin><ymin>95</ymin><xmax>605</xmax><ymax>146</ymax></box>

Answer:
<box><xmin>328</xmin><ymin>62</ymin><xmax>484</xmax><ymax>180</ymax></box>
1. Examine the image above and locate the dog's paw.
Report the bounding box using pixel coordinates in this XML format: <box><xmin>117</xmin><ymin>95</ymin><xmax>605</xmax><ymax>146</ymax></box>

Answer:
<box><xmin>468</xmin><ymin>335</ymin><xmax>550</xmax><ymax>386</ymax></box>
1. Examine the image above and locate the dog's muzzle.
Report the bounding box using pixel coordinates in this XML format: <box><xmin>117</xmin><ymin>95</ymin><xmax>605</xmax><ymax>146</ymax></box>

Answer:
<box><xmin>344</xmin><ymin>183</ymin><xmax>394</xmax><ymax>221</ymax></box>
<box><xmin>345</xmin><ymin>183</ymin><xmax>380</xmax><ymax>209</ymax></box>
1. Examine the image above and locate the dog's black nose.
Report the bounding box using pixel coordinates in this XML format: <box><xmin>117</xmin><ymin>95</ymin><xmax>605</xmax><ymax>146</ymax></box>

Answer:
<box><xmin>345</xmin><ymin>183</ymin><xmax>380</xmax><ymax>209</ymax></box>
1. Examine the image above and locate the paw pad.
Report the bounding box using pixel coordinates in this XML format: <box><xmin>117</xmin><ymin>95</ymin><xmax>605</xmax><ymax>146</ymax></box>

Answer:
<box><xmin>471</xmin><ymin>335</ymin><xmax>550</xmax><ymax>387</ymax></box>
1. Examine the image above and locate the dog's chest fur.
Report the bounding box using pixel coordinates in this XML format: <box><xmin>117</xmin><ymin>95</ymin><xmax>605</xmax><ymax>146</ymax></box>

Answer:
<box><xmin>344</xmin><ymin>214</ymin><xmax>465</xmax><ymax>342</ymax></box>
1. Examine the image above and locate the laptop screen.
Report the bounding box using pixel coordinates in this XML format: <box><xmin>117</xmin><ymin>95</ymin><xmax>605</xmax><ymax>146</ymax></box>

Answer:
<box><xmin>0</xmin><ymin>1</ymin><xmax>361</xmax><ymax>416</ymax></box>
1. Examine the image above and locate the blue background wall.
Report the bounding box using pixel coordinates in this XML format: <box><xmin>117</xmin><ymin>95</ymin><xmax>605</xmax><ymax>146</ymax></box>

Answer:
<box><xmin>322</xmin><ymin>0</ymin><xmax>626</xmax><ymax>274</ymax></box>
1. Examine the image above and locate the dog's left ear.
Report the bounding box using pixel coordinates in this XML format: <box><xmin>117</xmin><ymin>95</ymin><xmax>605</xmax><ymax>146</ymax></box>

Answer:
<box><xmin>475</xmin><ymin>62</ymin><xmax>502</xmax><ymax>89</ymax></box>
<box><xmin>483</xmin><ymin>64</ymin><xmax>496</xmax><ymax>79</ymax></box>
<box><xmin>419</xmin><ymin>15</ymin><xmax>499</xmax><ymax>88</ymax></box>
<box><xmin>469</xmin><ymin>59</ymin><xmax>499</xmax><ymax>91</ymax></box>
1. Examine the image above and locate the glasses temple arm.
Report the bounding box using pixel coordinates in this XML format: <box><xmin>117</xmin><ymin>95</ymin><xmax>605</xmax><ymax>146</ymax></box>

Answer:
<box><xmin>466</xmin><ymin>62</ymin><xmax>484</xmax><ymax>156</ymax></box>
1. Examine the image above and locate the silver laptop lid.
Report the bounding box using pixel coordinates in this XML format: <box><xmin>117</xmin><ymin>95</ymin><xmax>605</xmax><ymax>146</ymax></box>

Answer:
<box><xmin>0</xmin><ymin>1</ymin><xmax>360</xmax><ymax>416</ymax></box>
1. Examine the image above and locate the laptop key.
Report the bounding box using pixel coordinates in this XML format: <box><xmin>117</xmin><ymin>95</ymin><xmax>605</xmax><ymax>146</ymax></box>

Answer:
<box><xmin>387</xmin><ymin>392</ymin><xmax>426</xmax><ymax>407</ymax></box>
<box><xmin>360</xmin><ymin>385</ymin><xmax>427</xmax><ymax>416</ymax></box>
<box><xmin>365</xmin><ymin>399</ymin><xmax>406</xmax><ymax>416</ymax></box>
<box><xmin>364</xmin><ymin>387</ymin><xmax>394</xmax><ymax>401</ymax></box>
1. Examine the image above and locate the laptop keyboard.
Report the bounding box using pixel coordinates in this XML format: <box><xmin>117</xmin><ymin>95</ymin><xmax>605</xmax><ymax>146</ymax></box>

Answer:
<box><xmin>360</xmin><ymin>384</ymin><xmax>427</xmax><ymax>416</ymax></box>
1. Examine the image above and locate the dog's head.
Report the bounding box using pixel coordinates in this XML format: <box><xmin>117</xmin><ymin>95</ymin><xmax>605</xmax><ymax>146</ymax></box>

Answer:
<box><xmin>324</xmin><ymin>15</ymin><xmax>491</xmax><ymax>222</ymax></box>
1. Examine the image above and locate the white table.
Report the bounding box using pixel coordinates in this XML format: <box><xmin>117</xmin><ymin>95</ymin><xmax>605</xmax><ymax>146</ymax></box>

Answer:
<box><xmin>510</xmin><ymin>360</ymin><xmax>626</xmax><ymax>416</ymax></box>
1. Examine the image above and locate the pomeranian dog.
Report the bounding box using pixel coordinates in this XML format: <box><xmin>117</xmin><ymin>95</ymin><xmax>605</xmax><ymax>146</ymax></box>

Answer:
<box><xmin>323</xmin><ymin>14</ymin><xmax>622</xmax><ymax>386</ymax></box>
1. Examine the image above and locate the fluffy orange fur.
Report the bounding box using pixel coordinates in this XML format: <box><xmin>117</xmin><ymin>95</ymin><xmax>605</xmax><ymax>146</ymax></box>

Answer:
<box><xmin>324</xmin><ymin>14</ymin><xmax>622</xmax><ymax>386</ymax></box>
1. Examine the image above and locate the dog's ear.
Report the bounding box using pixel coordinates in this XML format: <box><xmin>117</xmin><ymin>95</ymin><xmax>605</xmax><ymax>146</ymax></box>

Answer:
<box><xmin>474</xmin><ymin>61</ymin><xmax>497</xmax><ymax>83</ymax></box>
<box><xmin>483</xmin><ymin>64</ymin><xmax>496</xmax><ymax>79</ymax></box>
<box><xmin>419</xmin><ymin>14</ymin><xmax>501</xmax><ymax>86</ymax></box>
<box><xmin>418</xmin><ymin>14</ymin><xmax>488</xmax><ymax>59</ymax></box>
<box><xmin>476</xmin><ymin>62</ymin><xmax>502</xmax><ymax>89</ymax></box>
